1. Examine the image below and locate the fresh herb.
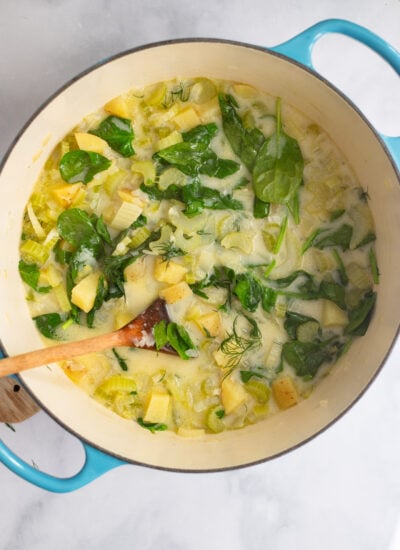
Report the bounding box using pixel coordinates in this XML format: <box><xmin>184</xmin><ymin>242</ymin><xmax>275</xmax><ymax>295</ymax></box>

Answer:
<box><xmin>332</xmin><ymin>249</ymin><xmax>349</xmax><ymax>285</ymax></box>
<box><xmin>153</xmin><ymin>321</ymin><xmax>197</xmax><ymax>360</ymax></box>
<box><xmin>18</xmin><ymin>260</ymin><xmax>51</xmax><ymax>294</ymax></box>
<box><xmin>355</xmin><ymin>232</ymin><xmax>376</xmax><ymax>249</ymax></box>
<box><xmin>87</xmin><ymin>275</ymin><xmax>107</xmax><ymax>328</ymax></box>
<box><xmin>345</xmin><ymin>291</ymin><xmax>376</xmax><ymax>336</ymax></box>
<box><xmin>154</xmin><ymin>123</ymin><xmax>240</xmax><ymax>179</ymax></box>
<box><xmin>152</xmin><ymin>241</ymin><xmax>184</xmax><ymax>262</ymax></box>
<box><xmin>252</xmin><ymin>98</ymin><xmax>304</xmax><ymax>213</ymax></box>
<box><xmin>233</xmin><ymin>273</ymin><xmax>263</xmax><ymax>312</ymax></box>
<box><xmin>141</xmin><ymin>179</ymin><xmax>243</xmax><ymax>217</ymax></box>
<box><xmin>313</xmin><ymin>224</ymin><xmax>353</xmax><ymax>251</ymax></box>
<box><xmin>112</xmin><ymin>348</ymin><xmax>128</xmax><ymax>371</ymax></box>
<box><xmin>253</xmin><ymin>197</ymin><xmax>270</xmax><ymax>219</ymax></box>
<box><xmin>273</xmin><ymin>215</ymin><xmax>288</xmax><ymax>254</ymax></box>
<box><xmin>215</xmin><ymin>409</ymin><xmax>225</xmax><ymax>419</ymax></box>
<box><xmin>219</xmin><ymin>315</ymin><xmax>262</xmax><ymax>375</ymax></box>
<box><xmin>284</xmin><ymin>311</ymin><xmax>320</xmax><ymax>340</ymax></box>
<box><xmin>302</xmin><ymin>228</ymin><xmax>327</xmax><ymax>254</ymax></box>
<box><xmin>218</xmin><ymin>94</ymin><xmax>265</xmax><ymax>170</ymax></box>
<box><xmin>33</xmin><ymin>312</ymin><xmax>65</xmax><ymax>340</ymax></box>
<box><xmin>59</xmin><ymin>150</ymin><xmax>111</xmax><ymax>184</ymax></box>
<box><xmin>282</xmin><ymin>338</ymin><xmax>343</xmax><ymax>378</ymax></box>
<box><xmin>137</xmin><ymin>417</ymin><xmax>168</xmax><ymax>433</ymax></box>
<box><xmin>90</xmin><ymin>115</ymin><xmax>135</xmax><ymax>157</ymax></box>
<box><xmin>369</xmin><ymin>248</ymin><xmax>380</xmax><ymax>284</ymax></box>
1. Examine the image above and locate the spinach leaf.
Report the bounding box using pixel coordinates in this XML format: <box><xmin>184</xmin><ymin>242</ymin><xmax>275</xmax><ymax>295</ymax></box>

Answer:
<box><xmin>240</xmin><ymin>370</ymin><xmax>267</xmax><ymax>383</ymax></box>
<box><xmin>272</xmin><ymin>270</ymin><xmax>320</xmax><ymax>299</ymax></box>
<box><xmin>140</xmin><ymin>180</ymin><xmax>243</xmax><ymax>217</ymax></box>
<box><xmin>252</xmin><ymin>98</ymin><xmax>304</xmax><ymax>208</ymax></box>
<box><xmin>332</xmin><ymin>249</ymin><xmax>349</xmax><ymax>285</ymax></box>
<box><xmin>87</xmin><ymin>275</ymin><xmax>107</xmax><ymax>328</ymax></box>
<box><xmin>355</xmin><ymin>232</ymin><xmax>376</xmax><ymax>249</ymax></box>
<box><xmin>233</xmin><ymin>273</ymin><xmax>263</xmax><ymax>312</ymax></box>
<box><xmin>137</xmin><ymin>417</ymin><xmax>168</xmax><ymax>433</ymax></box>
<box><xmin>18</xmin><ymin>260</ymin><xmax>51</xmax><ymax>294</ymax></box>
<box><xmin>166</xmin><ymin>322</ymin><xmax>197</xmax><ymax>360</ymax></box>
<box><xmin>345</xmin><ymin>291</ymin><xmax>376</xmax><ymax>336</ymax></box>
<box><xmin>112</xmin><ymin>348</ymin><xmax>128</xmax><ymax>371</ymax></box>
<box><xmin>313</xmin><ymin>224</ymin><xmax>353</xmax><ymax>251</ymax></box>
<box><xmin>282</xmin><ymin>339</ymin><xmax>342</xmax><ymax>378</ymax></box>
<box><xmin>90</xmin><ymin>115</ymin><xmax>135</xmax><ymax>157</ymax></box>
<box><xmin>153</xmin><ymin>321</ymin><xmax>197</xmax><ymax>360</ymax></box>
<box><xmin>154</xmin><ymin>123</ymin><xmax>240</xmax><ymax>178</ymax></box>
<box><xmin>284</xmin><ymin>311</ymin><xmax>319</xmax><ymax>340</ymax></box>
<box><xmin>59</xmin><ymin>150</ymin><xmax>111</xmax><ymax>184</ymax></box>
<box><xmin>319</xmin><ymin>280</ymin><xmax>346</xmax><ymax>310</ymax></box>
<box><xmin>33</xmin><ymin>313</ymin><xmax>65</xmax><ymax>340</ymax></box>
<box><xmin>57</xmin><ymin>208</ymin><xmax>103</xmax><ymax>257</ymax></box>
<box><xmin>218</xmin><ymin>94</ymin><xmax>265</xmax><ymax>170</ymax></box>
<box><xmin>253</xmin><ymin>197</ymin><xmax>270</xmax><ymax>219</ymax></box>
<box><xmin>262</xmin><ymin>287</ymin><xmax>277</xmax><ymax>312</ymax></box>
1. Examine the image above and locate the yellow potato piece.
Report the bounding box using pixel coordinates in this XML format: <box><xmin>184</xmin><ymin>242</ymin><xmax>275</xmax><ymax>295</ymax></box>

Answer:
<box><xmin>50</xmin><ymin>183</ymin><xmax>82</xmax><ymax>207</ymax></box>
<box><xmin>173</xmin><ymin>107</ymin><xmax>201</xmax><ymax>131</ymax></box>
<box><xmin>321</xmin><ymin>300</ymin><xmax>348</xmax><ymax>327</ymax></box>
<box><xmin>221</xmin><ymin>377</ymin><xmax>248</xmax><ymax>414</ymax></box>
<box><xmin>159</xmin><ymin>281</ymin><xmax>193</xmax><ymax>304</ymax></box>
<box><xmin>74</xmin><ymin>132</ymin><xmax>108</xmax><ymax>154</ymax></box>
<box><xmin>272</xmin><ymin>376</ymin><xmax>299</xmax><ymax>410</ymax></box>
<box><xmin>71</xmin><ymin>272</ymin><xmax>101</xmax><ymax>313</ymax></box>
<box><xmin>153</xmin><ymin>257</ymin><xmax>188</xmax><ymax>284</ymax></box>
<box><xmin>104</xmin><ymin>96</ymin><xmax>131</xmax><ymax>118</ymax></box>
<box><xmin>195</xmin><ymin>311</ymin><xmax>223</xmax><ymax>337</ymax></box>
<box><xmin>144</xmin><ymin>391</ymin><xmax>170</xmax><ymax>423</ymax></box>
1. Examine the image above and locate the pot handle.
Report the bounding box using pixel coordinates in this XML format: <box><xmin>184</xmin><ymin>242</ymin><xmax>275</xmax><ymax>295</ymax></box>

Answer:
<box><xmin>0</xmin><ymin>436</ymin><xmax>125</xmax><ymax>493</ymax></box>
<box><xmin>270</xmin><ymin>19</ymin><xmax>400</xmax><ymax>167</ymax></box>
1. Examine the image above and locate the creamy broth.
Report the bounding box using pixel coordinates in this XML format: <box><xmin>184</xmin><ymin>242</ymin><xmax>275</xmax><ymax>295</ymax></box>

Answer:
<box><xmin>19</xmin><ymin>78</ymin><xmax>378</xmax><ymax>436</ymax></box>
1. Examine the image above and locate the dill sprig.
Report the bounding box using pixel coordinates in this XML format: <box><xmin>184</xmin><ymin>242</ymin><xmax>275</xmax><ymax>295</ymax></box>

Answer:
<box><xmin>220</xmin><ymin>315</ymin><xmax>262</xmax><ymax>377</ymax></box>
<box><xmin>153</xmin><ymin>241</ymin><xmax>185</xmax><ymax>262</ymax></box>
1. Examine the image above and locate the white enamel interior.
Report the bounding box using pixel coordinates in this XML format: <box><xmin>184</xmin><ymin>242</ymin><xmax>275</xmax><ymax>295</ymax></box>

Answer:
<box><xmin>0</xmin><ymin>41</ymin><xmax>399</xmax><ymax>470</ymax></box>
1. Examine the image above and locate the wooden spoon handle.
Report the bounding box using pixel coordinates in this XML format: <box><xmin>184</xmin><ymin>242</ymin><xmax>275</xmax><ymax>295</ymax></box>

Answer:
<box><xmin>0</xmin><ymin>330</ymin><xmax>128</xmax><ymax>378</ymax></box>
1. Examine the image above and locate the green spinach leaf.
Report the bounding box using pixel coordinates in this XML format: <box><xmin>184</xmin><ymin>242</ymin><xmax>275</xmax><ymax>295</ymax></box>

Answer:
<box><xmin>282</xmin><ymin>339</ymin><xmax>342</xmax><ymax>378</ymax></box>
<box><xmin>137</xmin><ymin>417</ymin><xmax>168</xmax><ymax>433</ymax></box>
<box><xmin>90</xmin><ymin>115</ymin><xmax>135</xmax><ymax>157</ymax></box>
<box><xmin>252</xmin><ymin>98</ymin><xmax>304</xmax><ymax>208</ymax></box>
<box><xmin>284</xmin><ymin>311</ymin><xmax>319</xmax><ymax>340</ymax></box>
<box><xmin>218</xmin><ymin>94</ymin><xmax>265</xmax><ymax>170</ymax></box>
<box><xmin>33</xmin><ymin>313</ymin><xmax>65</xmax><ymax>340</ymax></box>
<box><xmin>345</xmin><ymin>291</ymin><xmax>376</xmax><ymax>336</ymax></box>
<box><xmin>18</xmin><ymin>260</ymin><xmax>51</xmax><ymax>294</ymax></box>
<box><xmin>59</xmin><ymin>150</ymin><xmax>111</xmax><ymax>184</ymax></box>
<box><xmin>112</xmin><ymin>348</ymin><xmax>128</xmax><ymax>371</ymax></box>
<box><xmin>313</xmin><ymin>224</ymin><xmax>353</xmax><ymax>251</ymax></box>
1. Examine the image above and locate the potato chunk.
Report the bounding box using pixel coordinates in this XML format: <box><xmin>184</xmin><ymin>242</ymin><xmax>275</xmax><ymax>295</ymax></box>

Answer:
<box><xmin>272</xmin><ymin>376</ymin><xmax>299</xmax><ymax>410</ymax></box>
<box><xmin>153</xmin><ymin>257</ymin><xmax>187</xmax><ymax>284</ymax></box>
<box><xmin>195</xmin><ymin>311</ymin><xmax>223</xmax><ymax>337</ymax></box>
<box><xmin>159</xmin><ymin>281</ymin><xmax>192</xmax><ymax>304</ymax></box>
<box><xmin>144</xmin><ymin>390</ymin><xmax>170</xmax><ymax>423</ymax></box>
<box><xmin>221</xmin><ymin>378</ymin><xmax>248</xmax><ymax>414</ymax></box>
<box><xmin>71</xmin><ymin>272</ymin><xmax>101</xmax><ymax>313</ymax></box>
<box><xmin>74</xmin><ymin>132</ymin><xmax>108</xmax><ymax>154</ymax></box>
<box><xmin>321</xmin><ymin>300</ymin><xmax>348</xmax><ymax>328</ymax></box>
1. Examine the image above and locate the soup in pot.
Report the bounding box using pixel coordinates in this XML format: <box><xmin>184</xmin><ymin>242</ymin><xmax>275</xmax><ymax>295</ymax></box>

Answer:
<box><xmin>18</xmin><ymin>77</ymin><xmax>378</xmax><ymax>436</ymax></box>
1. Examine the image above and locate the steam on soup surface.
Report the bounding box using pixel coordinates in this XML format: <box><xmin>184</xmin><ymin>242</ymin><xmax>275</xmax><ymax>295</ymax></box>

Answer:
<box><xmin>19</xmin><ymin>77</ymin><xmax>378</xmax><ymax>436</ymax></box>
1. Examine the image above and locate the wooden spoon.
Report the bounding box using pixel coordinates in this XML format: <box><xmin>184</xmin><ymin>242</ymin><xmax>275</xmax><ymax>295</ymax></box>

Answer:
<box><xmin>0</xmin><ymin>298</ymin><xmax>176</xmax><ymax>379</ymax></box>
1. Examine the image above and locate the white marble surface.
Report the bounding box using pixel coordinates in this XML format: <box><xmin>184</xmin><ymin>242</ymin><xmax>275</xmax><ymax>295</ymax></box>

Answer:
<box><xmin>1</xmin><ymin>1</ymin><xmax>400</xmax><ymax>548</ymax></box>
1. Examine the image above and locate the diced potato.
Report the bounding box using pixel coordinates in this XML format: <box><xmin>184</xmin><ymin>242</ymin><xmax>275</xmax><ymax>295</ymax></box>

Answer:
<box><xmin>50</xmin><ymin>183</ymin><xmax>82</xmax><ymax>207</ymax></box>
<box><xmin>71</xmin><ymin>271</ymin><xmax>101</xmax><ymax>313</ymax></box>
<box><xmin>159</xmin><ymin>281</ymin><xmax>193</xmax><ymax>304</ymax></box>
<box><xmin>144</xmin><ymin>390</ymin><xmax>170</xmax><ymax>423</ymax></box>
<box><xmin>39</xmin><ymin>264</ymin><xmax>63</xmax><ymax>287</ymax></box>
<box><xmin>195</xmin><ymin>311</ymin><xmax>223</xmax><ymax>337</ymax></box>
<box><xmin>221</xmin><ymin>378</ymin><xmax>248</xmax><ymax>414</ymax></box>
<box><xmin>272</xmin><ymin>376</ymin><xmax>299</xmax><ymax>410</ymax></box>
<box><xmin>194</xmin><ymin>97</ymin><xmax>220</xmax><ymax>124</ymax></box>
<box><xmin>153</xmin><ymin>257</ymin><xmax>188</xmax><ymax>284</ymax></box>
<box><xmin>173</xmin><ymin>107</ymin><xmax>201</xmax><ymax>131</ymax></box>
<box><xmin>154</xmin><ymin>130</ymin><xmax>183</xmax><ymax>152</ymax></box>
<box><xmin>53</xmin><ymin>284</ymin><xmax>71</xmax><ymax>313</ymax></box>
<box><xmin>74</xmin><ymin>132</ymin><xmax>108</xmax><ymax>154</ymax></box>
<box><xmin>124</xmin><ymin>257</ymin><xmax>146</xmax><ymax>282</ymax></box>
<box><xmin>104</xmin><ymin>96</ymin><xmax>131</xmax><ymax>118</ymax></box>
<box><xmin>110</xmin><ymin>201</ymin><xmax>142</xmax><ymax>231</ymax></box>
<box><xmin>321</xmin><ymin>300</ymin><xmax>348</xmax><ymax>327</ymax></box>
<box><xmin>177</xmin><ymin>427</ymin><xmax>206</xmax><ymax>438</ymax></box>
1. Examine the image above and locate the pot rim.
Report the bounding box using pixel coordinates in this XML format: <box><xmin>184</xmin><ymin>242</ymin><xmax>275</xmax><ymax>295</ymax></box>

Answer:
<box><xmin>1</xmin><ymin>37</ymin><xmax>400</xmax><ymax>473</ymax></box>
